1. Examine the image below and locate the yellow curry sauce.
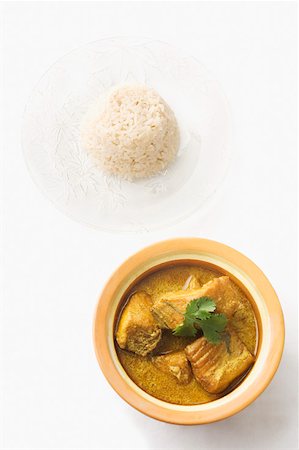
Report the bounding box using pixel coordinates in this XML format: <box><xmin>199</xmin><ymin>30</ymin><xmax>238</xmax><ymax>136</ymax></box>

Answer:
<box><xmin>116</xmin><ymin>264</ymin><xmax>257</xmax><ymax>405</ymax></box>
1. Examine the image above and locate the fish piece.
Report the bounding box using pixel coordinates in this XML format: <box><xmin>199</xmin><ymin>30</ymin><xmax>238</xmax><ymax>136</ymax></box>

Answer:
<box><xmin>116</xmin><ymin>291</ymin><xmax>161</xmax><ymax>356</ymax></box>
<box><xmin>185</xmin><ymin>329</ymin><xmax>255</xmax><ymax>393</ymax></box>
<box><xmin>151</xmin><ymin>276</ymin><xmax>237</xmax><ymax>329</ymax></box>
<box><xmin>152</xmin><ymin>351</ymin><xmax>192</xmax><ymax>385</ymax></box>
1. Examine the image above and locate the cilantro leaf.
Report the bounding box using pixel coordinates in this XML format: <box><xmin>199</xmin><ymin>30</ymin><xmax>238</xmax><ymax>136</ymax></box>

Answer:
<box><xmin>173</xmin><ymin>316</ymin><xmax>197</xmax><ymax>337</ymax></box>
<box><xmin>191</xmin><ymin>297</ymin><xmax>216</xmax><ymax>320</ymax></box>
<box><xmin>199</xmin><ymin>314</ymin><xmax>228</xmax><ymax>344</ymax></box>
<box><xmin>172</xmin><ymin>297</ymin><xmax>228</xmax><ymax>344</ymax></box>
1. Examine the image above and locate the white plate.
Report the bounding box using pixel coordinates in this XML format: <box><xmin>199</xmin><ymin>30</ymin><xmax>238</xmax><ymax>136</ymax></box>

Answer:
<box><xmin>22</xmin><ymin>38</ymin><xmax>232</xmax><ymax>232</ymax></box>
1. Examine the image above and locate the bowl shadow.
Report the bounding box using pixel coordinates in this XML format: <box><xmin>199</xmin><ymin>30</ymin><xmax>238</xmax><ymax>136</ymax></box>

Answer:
<box><xmin>125</xmin><ymin>351</ymin><xmax>298</xmax><ymax>450</ymax></box>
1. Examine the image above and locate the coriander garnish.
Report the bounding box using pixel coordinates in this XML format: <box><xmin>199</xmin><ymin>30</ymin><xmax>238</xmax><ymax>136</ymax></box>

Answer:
<box><xmin>173</xmin><ymin>297</ymin><xmax>228</xmax><ymax>344</ymax></box>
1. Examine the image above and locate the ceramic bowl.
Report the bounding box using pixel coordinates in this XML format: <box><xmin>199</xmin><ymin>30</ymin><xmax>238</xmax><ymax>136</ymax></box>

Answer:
<box><xmin>93</xmin><ymin>238</ymin><xmax>284</xmax><ymax>424</ymax></box>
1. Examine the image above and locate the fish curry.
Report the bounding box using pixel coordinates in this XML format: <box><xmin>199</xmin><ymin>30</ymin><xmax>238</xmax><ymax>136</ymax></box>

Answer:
<box><xmin>115</xmin><ymin>264</ymin><xmax>257</xmax><ymax>405</ymax></box>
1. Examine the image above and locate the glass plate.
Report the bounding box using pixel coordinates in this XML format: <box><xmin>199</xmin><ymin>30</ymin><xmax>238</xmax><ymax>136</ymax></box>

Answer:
<box><xmin>22</xmin><ymin>38</ymin><xmax>232</xmax><ymax>232</ymax></box>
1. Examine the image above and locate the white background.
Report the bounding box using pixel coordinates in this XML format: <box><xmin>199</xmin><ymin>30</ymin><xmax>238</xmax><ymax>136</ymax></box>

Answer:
<box><xmin>1</xmin><ymin>1</ymin><xmax>298</xmax><ymax>449</ymax></box>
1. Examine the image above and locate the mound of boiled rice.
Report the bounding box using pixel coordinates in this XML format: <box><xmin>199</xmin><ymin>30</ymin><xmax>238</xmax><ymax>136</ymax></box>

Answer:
<box><xmin>80</xmin><ymin>85</ymin><xmax>179</xmax><ymax>181</ymax></box>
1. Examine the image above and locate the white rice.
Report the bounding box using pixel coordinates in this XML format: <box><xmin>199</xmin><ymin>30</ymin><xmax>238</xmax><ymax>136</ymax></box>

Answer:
<box><xmin>80</xmin><ymin>85</ymin><xmax>180</xmax><ymax>181</ymax></box>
